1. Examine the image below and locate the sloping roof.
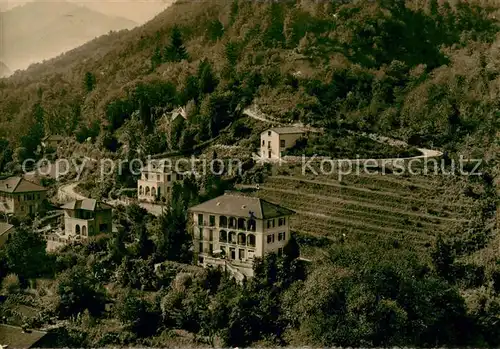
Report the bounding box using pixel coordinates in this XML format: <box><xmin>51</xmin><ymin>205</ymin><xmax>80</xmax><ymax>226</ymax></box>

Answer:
<box><xmin>42</xmin><ymin>135</ymin><xmax>64</xmax><ymax>142</ymax></box>
<box><xmin>171</xmin><ymin>106</ymin><xmax>187</xmax><ymax>121</ymax></box>
<box><xmin>188</xmin><ymin>193</ymin><xmax>294</xmax><ymax>219</ymax></box>
<box><xmin>0</xmin><ymin>222</ymin><xmax>14</xmax><ymax>237</ymax></box>
<box><xmin>264</xmin><ymin>127</ymin><xmax>306</xmax><ymax>135</ymax></box>
<box><xmin>0</xmin><ymin>324</ymin><xmax>47</xmax><ymax>348</ymax></box>
<box><xmin>61</xmin><ymin>199</ymin><xmax>112</xmax><ymax>212</ymax></box>
<box><xmin>0</xmin><ymin>177</ymin><xmax>46</xmax><ymax>193</ymax></box>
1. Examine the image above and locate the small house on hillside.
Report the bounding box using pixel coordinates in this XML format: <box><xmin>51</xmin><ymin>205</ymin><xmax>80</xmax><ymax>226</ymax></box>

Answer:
<box><xmin>41</xmin><ymin>135</ymin><xmax>64</xmax><ymax>150</ymax></box>
<box><xmin>0</xmin><ymin>177</ymin><xmax>47</xmax><ymax>217</ymax></box>
<box><xmin>260</xmin><ymin>127</ymin><xmax>306</xmax><ymax>160</ymax></box>
<box><xmin>61</xmin><ymin>199</ymin><xmax>113</xmax><ymax>238</ymax></box>
<box><xmin>137</xmin><ymin>159</ymin><xmax>187</xmax><ymax>204</ymax></box>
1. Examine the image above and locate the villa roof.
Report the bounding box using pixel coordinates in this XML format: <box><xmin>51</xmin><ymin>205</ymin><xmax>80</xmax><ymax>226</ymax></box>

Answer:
<box><xmin>0</xmin><ymin>177</ymin><xmax>46</xmax><ymax>194</ymax></box>
<box><xmin>188</xmin><ymin>193</ymin><xmax>294</xmax><ymax>219</ymax></box>
<box><xmin>61</xmin><ymin>199</ymin><xmax>112</xmax><ymax>212</ymax></box>
<box><xmin>0</xmin><ymin>222</ymin><xmax>14</xmax><ymax>237</ymax></box>
<box><xmin>0</xmin><ymin>324</ymin><xmax>47</xmax><ymax>348</ymax></box>
<box><xmin>264</xmin><ymin>127</ymin><xmax>306</xmax><ymax>135</ymax></box>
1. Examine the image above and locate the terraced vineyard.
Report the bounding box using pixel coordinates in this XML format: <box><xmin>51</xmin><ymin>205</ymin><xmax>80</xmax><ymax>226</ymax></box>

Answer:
<box><xmin>245</xmin><ymin>164</ymin><xmax>476</xmax><ymax>255</ymax></box>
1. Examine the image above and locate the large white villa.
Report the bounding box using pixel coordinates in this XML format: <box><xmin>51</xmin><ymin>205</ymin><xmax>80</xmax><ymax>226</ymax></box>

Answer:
<box><xmin>188</xmin><ymin>192</ymin><xmax>294</xmax><ymax>279</ymax></box>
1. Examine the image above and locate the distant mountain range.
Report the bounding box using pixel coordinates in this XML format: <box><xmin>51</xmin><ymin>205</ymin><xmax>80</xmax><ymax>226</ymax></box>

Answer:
<box><xmin>1</xmin><ymin>0</ymin><xmax>138</xmax><ymax>71</ymax></box>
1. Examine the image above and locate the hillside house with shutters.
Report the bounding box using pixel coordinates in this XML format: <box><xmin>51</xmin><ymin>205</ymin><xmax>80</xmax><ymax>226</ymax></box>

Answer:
<box><xmin>41</xmin><ymin>134</ymin><xmax>64</xmax><ymax>150</ymax></box>
<box><xmin>260</xmin><ymin>127</ymin><xmax>306</xmax><ymax>160</ymax></box>
<box><xmin>188</xmin><ymin>193</ymin><xmax>294</xmax><ymax>278</ymax></box>
<box><xmin>61</xmin><ymin>199</ymin><xmax>112</xmax><ymax>239</ymax></box>
<box><xmin>0</xmin><ymin>177</ymin><xmax>47</xmax><ymax>217</ymax></box>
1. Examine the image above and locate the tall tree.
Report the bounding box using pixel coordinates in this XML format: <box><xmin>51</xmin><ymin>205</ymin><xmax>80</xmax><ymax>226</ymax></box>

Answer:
<box><xmin>21</xmin><ymin>102</ymin><xmax>45</xmax><ymax>158</ymax></box>
<box><xmin>56</xmin><ymin>266</ymin><xmax>106</xmax><ymax>318</ymax></box>
<box><xmin>84</xmin><ymin>72</ymin><xmax>96</xmax><ymax>93</ymax></box>
<box><xmin>153</xmin><ymin>193</ymin><xmax>191</xmax><ymax>262</ymax></box>
<box><xmin>4</xmin><ymin>228</ymin><xmax>49</xmax><ymax>281</ymax></box>
<box><xmin>151</xmin><ymin>46</ymin><xmax>163</xmax><ymax>70</ymax></box>
<box><xmin>165</xmin><ymin>26</ymin><xmax>188</xmax><ymax>62</ymax></box>
<box><xmin>198</xmin><ymin>59</ymin><xmax>218</xmax><ymax>95</ymax></box>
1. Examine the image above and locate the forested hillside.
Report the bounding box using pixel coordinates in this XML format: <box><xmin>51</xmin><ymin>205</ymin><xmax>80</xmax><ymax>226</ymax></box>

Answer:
<box><xmin>0</xmin><ymin>0</ymin><xmax>499</xmax><ymax>347</ymax></box>
<box><xmin>0</xmin><ymin>0</ymin><xmax>499</xmax><ymax>164</ymax></box>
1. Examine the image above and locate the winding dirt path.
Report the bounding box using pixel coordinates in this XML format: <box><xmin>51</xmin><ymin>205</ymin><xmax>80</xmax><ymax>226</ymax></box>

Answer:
<box><xmin>242</xmin><ymin>107</ymin><xmax>443</xmax><ymax>161</ymax></box>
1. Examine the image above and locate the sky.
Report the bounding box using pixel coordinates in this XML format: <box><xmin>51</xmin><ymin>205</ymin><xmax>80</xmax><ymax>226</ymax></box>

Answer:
<box><xmin>0</xmin><ymin>0</ymin><xmax>175</xmax><ymax>23</ymax></box>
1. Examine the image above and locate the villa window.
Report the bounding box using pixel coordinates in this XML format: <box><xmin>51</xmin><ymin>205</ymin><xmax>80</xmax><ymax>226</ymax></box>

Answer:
<box><xmin>237</xmin><ymin>218</ymin><xmax>246</xmax><ymax>230</ymax></box>
<box><xmin>198</xmin><ymin>214</ymin><xmax>203</xmax><ymax>226</ymax></box>
<box><xmin>167</xmin><ymin>174</ymin><xmax>171</xmax><ymax>182</ymax></box>
<box><xmin>209</xmin><ymin>215</ymin><xmax>216</xmax><ymax>227</ymax></box>
<box><xmin>219</xmin><ymin>230</ymin><xmax>227</xmax><ymax>243</ymax></box>
<box><xmin>267</xmin><ymin>234</ymin><xmax>274</xmax><ymax>244</ymax></box>
<box><xmin>219</xmin><ymin>216</ymin><xmax>228</xmax><ymax>228</ymax></box>
<box><xmin>278</xmin><ymin>217</ymin><xmax>285</xmax><ymax>226</ymax></box>
<box><xmin>199</xmin><ymin>242</ymin><xmax>203</xmax><ymax>253</ymax></box>
<box><xmin>248</xmin><ymin>219</ymin><xmax>256</xmax><ymax>232</ymax></box>
<box><xmin>278</xmin><ymin>232</ymin><xmax>286</xmax><ymax>241</ymax></box>
<box><xmin>268</xmin><ymin>131</ymin><xmax>271</xmax><ymax>136</ymax></box>
<box><xmin>262</xmin><ymin>140</ymin><xmax>265</xmax><ymax>146</ymax></box>
<box><xmin>209</xmin><ymin>230</ymin><xmax>213</xmax><ymax>241</ymax></box>
<box><xmin>199</xmin><ymin>228</ymin><xmax>203</xmax><ymax>240</ymax></box>
<box><xmin>280</xmin><ymin>140</ymin><xmax>285</xmax><ymax>148</ymax></box>
<box><xmin>247</xmin><ymin>234</ymin><xmax>256</xmax><ymax>247</ymax></box>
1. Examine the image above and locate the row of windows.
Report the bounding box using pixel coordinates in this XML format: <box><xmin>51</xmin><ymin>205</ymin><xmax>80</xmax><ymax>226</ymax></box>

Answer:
<box><xmin>144</xmin><ymin>173</ymin><xmax>184</xmax><ymax>182</ymax></box>
<box><xmin>197</xmin><ymin>214</ymin><xmax>257</xmax><ymax>231</ymax></box>
<box><xmin>197</xmin><ymin>215</ymin><xmax>286</xmax><ymax>230</ymax></box>
<box><xmin>0</xmin><ymin>193</ymin><xmax>41</xmax><ymax>202</ymax></box>
<box><xmin>267</xmin><ymin>232</ymin><xmax>286</xmax><ymax>244</ymax></box>
<box><xmin>261</xmin><ymin>139</ymin><xmax>287</xmax><ymax>147</ymax></box>
<box><xmin>267</xmin><ymin>217</ymin><xmax>286</xmax><ymax>229</ymax></box>
<box><xmin>139</xmin><ymin>186</ymin><xmax>171</xmax><ymax>197</ymax></box>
